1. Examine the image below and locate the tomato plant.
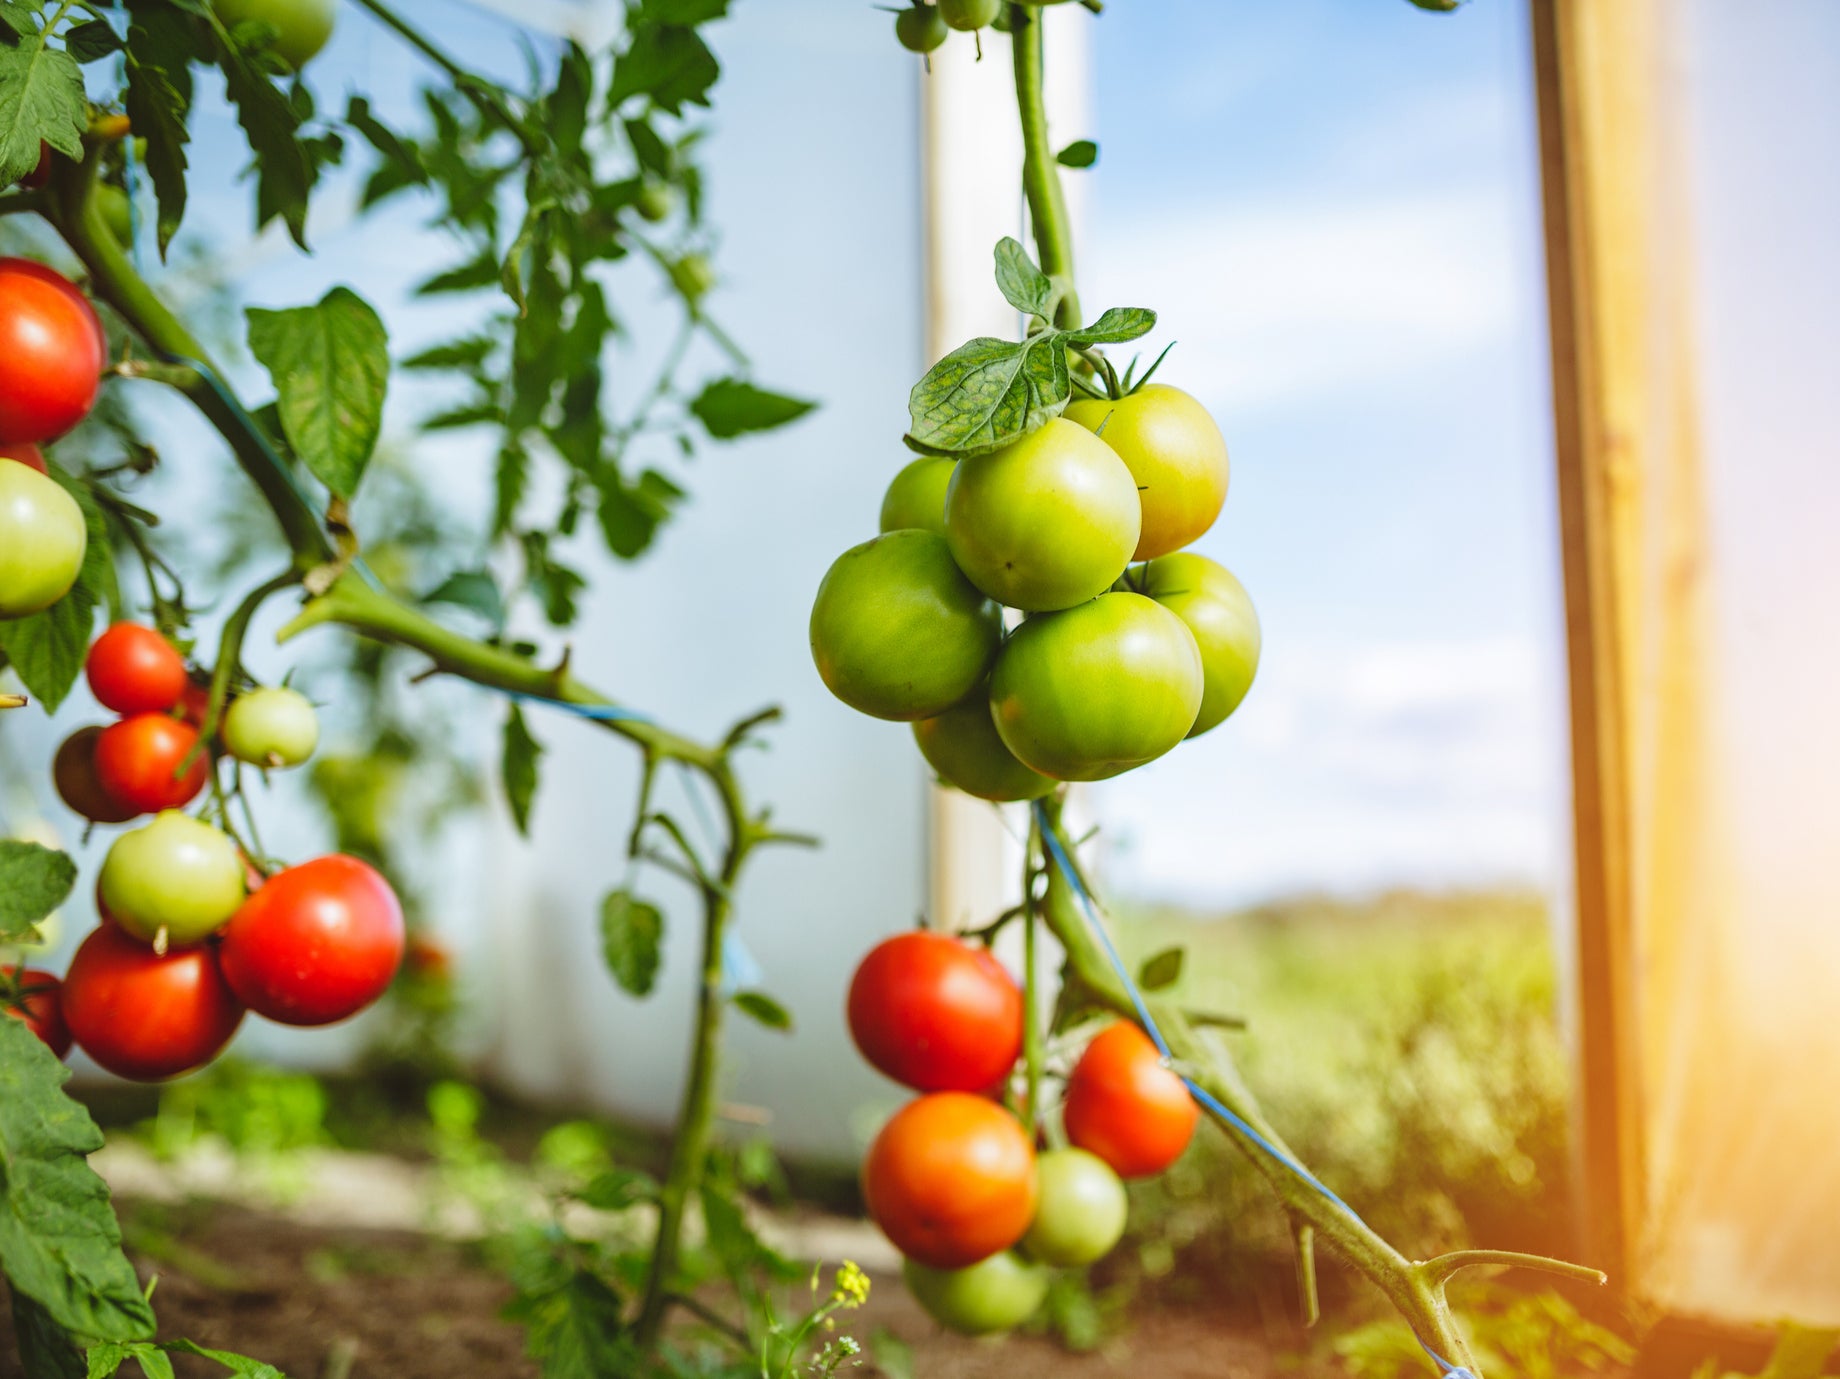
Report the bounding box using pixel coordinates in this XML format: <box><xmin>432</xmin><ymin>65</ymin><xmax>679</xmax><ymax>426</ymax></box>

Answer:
<box><xmin>862</xmin><ymin>1091</ymin><xmax>1038</xmax><ymax>1268</ymax></box>
<box><xmin>2</xmin><ymin>966</ymin><xmax>71</xmax><ymax>1058</ymax></box>
<box><xmin>0</xmin><ymin>259</ymin><xmax>104</xmax><ymax>444</ymax></box>
<box><xmin>0</xmin><ymin>458</ymin><xmax>86</xmax><ymax>618</ymax></box>
<box><xmin>219</xmin><ymin>855</ymin><xmax>405</xmax><ymax>1026</ymax></box>
<box><xmin>61</xmin><ymin>922</ymin><xmax>245</xmax><ymax>1081</ymax></box>
<box><xmin>848</xmin><ymin>931</ymin><xmax>1023</xmax><ymax>1091</ymax></box>
<box><xmin>97</xmin><ymin>812</ymin><xmax>247</xmax><ymax>948</ymax></box>
<box><xmin>222</xmin><ymin>685</ymin><xmax>320</xmax><ymax>769</ymax></box>
<box><xmin>94</xmin><ymin>713</ymin><xmax>209</xmax><ymax>813</ymax></box>
<box><xmin>1062</xmin><ymin>1021</ymin><xmax>1199</xmax><ymax>1179</ymax></box>
<box><xmin>85</xmin><ymin>622</ymin><xmax>188</xmax><ymax>715</ymax></box>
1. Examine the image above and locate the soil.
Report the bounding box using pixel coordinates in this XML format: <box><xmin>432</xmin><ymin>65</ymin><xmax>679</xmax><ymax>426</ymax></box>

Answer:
<box><xmin>0</xmin><ymin>1199</ymin><xmax>1315</xmax><ymax>1379</ymax></box>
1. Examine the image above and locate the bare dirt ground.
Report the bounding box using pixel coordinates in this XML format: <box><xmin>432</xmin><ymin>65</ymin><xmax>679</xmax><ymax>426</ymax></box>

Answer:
<box><xmin>0</xmin><ymin>1200</ymin><xmax>1316</xmax><ymax>1379</ymax></box>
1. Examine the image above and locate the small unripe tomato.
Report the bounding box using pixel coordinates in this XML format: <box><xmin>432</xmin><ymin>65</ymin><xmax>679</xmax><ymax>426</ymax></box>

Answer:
<box><xmin>222</xmin><ymin>686</ymin><xmax>320</xmax><ymax>769</ymax></box>
<box><xmin>94</xmin><ymin>713</ymin><xmax>209</xmax><ymax>813</ymax></box>
<box><xmin>1062</xmin><ymin>1022</ymin><xmax>1199</xmax><ymax>1179</ymax></box>
<box><xmin>669</xmin><ymin>253</ymin><xmax>716</xmax><ymax>301</ymax></box>
<box><xmin>1021</xmin><ymin>1147</ymin><xmax>1128</xmax><ymax>1266</ymax></box>
<box><xmin>848</xmin><ymin>931</ymin><xmax>1023</xmax><ymax>1091</ymax></box>
<box><xmin>0</xmin><ymin>258</ymin><xmax>106</xmax><ymax>445</ymax></box>
<box><xmin>878</xmin><ymin>457</ymin><xmax>955</xmax><ymax>537</ymax></box>
<box><xmin>903</xmin><ymin>1251</ymin><xmax>1048</xmax><ymax>1335</ymax></box>
<box><xmin>98</xmin><ymin>811</ymin><xmax>248</xmax><ymax>948</ymax></box>
<box><xmin>2</xmin><ymin>966</ymin><xmax>72</xmax><ymax>1059</ymax></box>
<box><xmin>895</xmin><ymin>2</ymin><xmax>948</xmax><ymax>52</ymax></box>
<box><xmin>0</xmin><ymin>461</ymin><xmax>86</xmax><ymax>618</ymax></box>
<box><xmin>635</xmin><ymin>181</ymin><xmax>674</xmax><ymax>223</ymax></box>
<box><xmin>939</xmin><ymin>0</ymin><xmax>1001</xmax><ymax>30</ymax></box>
<box><xmin>912</xmin><ymin>692</ymin><xmax>1054</xmax><ymax>803</ymax></box>
<box><xmin>62</xmin><ymin>923</ymin><xmax>244</xmax><ymax>1081</ymax></box>
<box><xmin>211</xmin><ymin>0</ymin><xmax>337</xmax><ymax>70</ymax></box>
<box><xmin>219</xmin><ymin>855</ymin><xmax>405</xmax><ymax>1026</ymax></box>
<box><xmin>86</xmin><ymin>622</ymin><xmax>189</xmax><ymax>715</ymax></box>
<box><xmin>863</xmin><ymin>1092</ymin><xmax>1037</xmax><ymax>1268</ymax></box>
<box><xmin>53</xmin><ymin>725</ymin><xmax>139</xmax><ymax>824</ymax></box>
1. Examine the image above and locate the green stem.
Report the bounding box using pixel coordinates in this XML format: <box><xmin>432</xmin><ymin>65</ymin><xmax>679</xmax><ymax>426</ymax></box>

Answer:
<box><xmin>199</xmin><ymin>568</ymin><xmax>302</xmax><ymax>746</ymax></box>
<box><xmin>1010</xmin><ymin>6</ymin><xmax>1080</xmax><ymax>329</ymax></box>
<box><xmin>1021</xmin><ymin>811</ymin><xmax>1044</xmax><ymax>1139</ymax></box>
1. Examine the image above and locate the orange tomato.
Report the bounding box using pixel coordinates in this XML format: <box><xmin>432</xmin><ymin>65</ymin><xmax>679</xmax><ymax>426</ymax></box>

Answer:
<box><xmin>1064</xmin><ymin>384</ymin><xmax>1228</xmax><ymax>561</ymax></box>
<box><xmin>1061</xmin><ymin>1021</ymin><xmax>1198</xmax><ymax>1178</ymax></box>
<box><xmin>862</xmin><ymin>1092</ymin><xmax>1037</xmax><ymax>1268</ymax></box>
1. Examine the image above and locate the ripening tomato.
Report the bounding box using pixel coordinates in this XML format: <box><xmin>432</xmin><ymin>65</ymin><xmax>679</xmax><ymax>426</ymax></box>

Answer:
<box><xmin>944</xmin><ymin>418</ymin><xmax>1140</xmax><ymax>612</ymax></box>
<box><xmin>863</xmin><ymin>1092</ymin><xmax>1037</xmax><ymax>1268</ymax></box>
<box><xmin>1062</xmin><ymin>1022</ymin><xmax>1198</xmax><ymax>1179</ymax></box>
<box><xmin>912</xmin><ymin>691</ymin><xmax>1055</xmax><ymax>803</ymax></box>
<box><xmin>1120</xmin><ymin>553</ymin><xmax>1261</xmax><ymax>737</ymax></box>
<box><xmin>810</xmin><ymin>531</ymin><xmax>1001</xmax><ymax>721</ymax></box>
<box><xmin>2</xmin><ymin>966</ymin><xmax>72</xmax><ymax>1059</ymax></box>
<box><xmin>0</xmin><ymin>460</ymin><xmax>86</xmax><ymax>619</ymax></box>
<box><xmin>1064</xmin><ymin>385</ymin><xmax>1229</xmax><ymax>561</ymax></box>
<box><xmin>62</xmin><ymin>924</ymin><xmax>244</xmax><ymax>1080</ymax></box>
<box><xmin>99</xmin><ymin>811</ymin><xmax>247</xmax><ymax>948</ymax></box>
<box><xmin>222</xmin><ymin>686</ymin><xmax>319</xmax><ymax>769</ymax></box>
<box><xmin>0</xmin><ymin>442</ymin><xmax>48</xmax><ymax>474</ymax></box>
<box><xmin>938</xmin><ymin>0</ymin><xmax>1001</xmax><ymax>30</ymax></box>
<box><xmin>219</xmin><ymin>855</ymin><xmax>405</xmax><ymax>1026</ymax></box>
<box><xmin>86</xmin><ymin>622</ymin><xmax>189</xmax><ymax>715</ymax></box>
<box><xmin>211</xmin><ymin>0</ymin><xmax>336</xmax><ymax>69</ymax></box>
<box><xmin>879</xmin><ymin>457</ymin><xmax>955</xmax><ymax>537</ymax></box>
<box><xmin>0</xmin><ymin>258</ymin><xmax>106</xmax><ymax>445</ymax></box>
<box><xmin>894</xmin><ymin>2</ymin><xmax>947</xmax><ymax>52</ymax></box>
<box><xmin>989</xmin><ymin>592</ymin><xmax>1202</xmax><ymax>781</ymax></box>
<box><xmin>903</xmin><ymin>1251</ymin><xmax>1048</xmax><ymax>1336</ymax></box>
<box><xmin>94</xmin><ymin>713</ymin><xmax>208</xmax><ymax>813</ymax></box>
<box><xmin>53</xmin><ymin>725</ymin><xmax>139</xmax><ymax>824</ymax></box>
<box><xmin>1021</xmin><ymin>1148</ymin><xmax>1128</xmax><ymax>1266</ymax></box>
<box><xmin>849</xmin><ymin>931</ymin><xmax>1023</xmax><ymax>1092</ymax></box>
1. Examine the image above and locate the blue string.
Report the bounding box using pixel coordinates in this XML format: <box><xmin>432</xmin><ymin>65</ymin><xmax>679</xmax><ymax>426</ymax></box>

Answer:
<box><xmin>1030</xmin><ymin>799</ymin><xmax>1467</xmax><ymax>1378</ymax></box>
<box><xmin>496</xmin><ymin>688</ymin><xmax>652</xmax><ymax>724</ymax></box>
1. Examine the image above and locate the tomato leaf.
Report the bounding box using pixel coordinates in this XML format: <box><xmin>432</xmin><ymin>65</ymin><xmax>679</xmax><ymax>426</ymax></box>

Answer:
<box><xmin>0</xmin><ymin>22</ymin><xmax>86</xmax><ymax>186</ymax></box>
<box><xmin>123</xmin><ymin>5</ymin><xmax>197</xmax><ymax>257</ymax></box>
<box><xmin>209</xmin><ymin>17</ymin><xmax>316</xmax><ymax>247</ymax></box>
<box><xmin>1056</xmin><ymin>139</ymin><xmax>1098</xmax><ymax>169</ymax></box>
<box><xmin>594</xmin><ymin>467</ymin><xmax>685</xmax><ymax>561</ymax></box>
<box><xmin>0</xmin><ymin>469</ymin><xmax>110</xmax><ymax>711</ymax></box>
<box><xmin>609</xmin><ymin>23</ymin><xmax>718</xmax><ymax>115</ymax></box>
<box><xmin>11</xmin><ymin>1292</ymin><xmax>84</xmax><ymax>1379</ymax></box>
<box><xmin>0</xmin><ymin>1020</ymin><xmax>157</xmax><ymax>1342</ymax></box>
<box><xmin>687</xmin><ymin>378</ymin><xmax>815</xmax><ymax>440</ymax></box>
<box><xmin>574</xmin><ymin>1168</ymin><xmax>659</xmax><ymax>1211</ymax></box>
<box><xmin>62</xmin><ymin>20</ymin><xmax>121</xmax><ymax>64</ymax></box>
<box><xmin>993</xmin><ymin>236</ymin><xmax>1055</xmax><ymax>318</ymax></box>
<box><xmin>423</xmin><ymin>569</ymin><xmax>504</xmax><ymax>630</ymax></box>
<box><xmin>246</xmin><ymin>287</ymin><xmax>391</xmax><ymax>501</ymax></box>
<box><xmin>1137</xmin><ymin>946</ymin><xmax>1185</xmax><ymax>993</ymax></box>
<box><xmin>1065</xmin><ymin>307</ymin><xmax>1157</xmax><ymax>347</ymax></box>
<box><xmin>501</xmin><ymin>1268</ymin><xmax>633</xmax><ymax>1379</ymax></box>
<box><xmin>501</xmin><ymin>702</ymin><xmax>543</xmax><ymax>836</ymax></box>
<box><xmin>0</xmin><ymin>840</ymin><xmax>76</xmax><ymax>945</ymax></box>
<box><xmin>642</xmin><ymin>0</ymin><xmax>729</xmax><ymax>22</ymax></box>
<box><xmin>905</xmin><ymin>333</ymin><xmax>1067</xmax><ymax>456</ymax></box>
<box><xmin>600</xmin><ymin>891</ymin><xmax>663</xmax><ymax>998</ymax></box>
<box><xmin>732</xmin><ymin>990</ymin><xmax>792</xmax><ymax>1032</ymax></box>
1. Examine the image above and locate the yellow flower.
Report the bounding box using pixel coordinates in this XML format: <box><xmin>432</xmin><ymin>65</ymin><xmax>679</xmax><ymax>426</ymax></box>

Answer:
<box><xmin>829</xmin><ymin>1260</ymin><xmax>871</xmax><ymax>1308</ymax></box>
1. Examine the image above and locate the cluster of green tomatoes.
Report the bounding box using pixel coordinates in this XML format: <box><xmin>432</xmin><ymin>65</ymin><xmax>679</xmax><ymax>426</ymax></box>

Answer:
<box><xmin>892</xmin><ymin>0</ymin><xmax>1007</xmax><ymax>55</ymax></box>
<box><xmin>810</xmin><ymin>383</ymin><xmax>1260</xmax><ymax>798</ymax></box>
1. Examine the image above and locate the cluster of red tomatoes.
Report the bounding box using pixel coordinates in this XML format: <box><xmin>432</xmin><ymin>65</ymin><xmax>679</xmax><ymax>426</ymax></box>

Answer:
<box><xmin>0</xmin><ymin>258</ymin><xmax>105</xmax><ymax>621</ymax></box>
<box><xmin>848</xmin><ymin>931</ymin><xmax>1198</xmax><ymax>1335</ymax></box>
<box><xmin>809</xmin><ymin>385</ymin><xmax>1260</xmax><ymax>796</ymax></box>
<box><xmin>3</xmin><ymin>622</ymin><xmax>404</xmax><ymax>1081</ymax></box>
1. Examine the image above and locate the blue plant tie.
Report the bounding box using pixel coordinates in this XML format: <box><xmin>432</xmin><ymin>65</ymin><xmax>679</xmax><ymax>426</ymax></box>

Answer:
<box><xmin>495</xmin><ymin>688</ymin><xmax>652</xmax><ymax>725</ymax></box>
<box><xmin>1030</xmin><ymin>799</ymin><xmax>1465</xmax><ymax>1376</ymax></box>
<box><xmin>720</xmin><ymin>928</ymin><xmax>764</xmax><ymax>997</ymax></box>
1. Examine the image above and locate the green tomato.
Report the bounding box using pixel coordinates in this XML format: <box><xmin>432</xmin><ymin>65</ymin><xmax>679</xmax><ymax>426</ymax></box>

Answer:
<box><xmin>223</xmin><ymin>686</ymin><xmax>320</xmax><ymax>769</ymax></box>
<box><xmin>1121</xmin><ymin>553</ymin><xmax>1260</xmax><ymax>737</ymax></box>
<box><xmin>96</xmin><ymin>184</ymin><xmax>134</xmax><ymax>246</ymax></box>
<box><xmin>895</xmin><ymin>3</ymin><xmax>949</xmax><ymax>52</ymax></box>
<box><xmin>944</xmin><ymin>418</ymin><xmax>1140</xmax><ymax>611</ymax></box>
<box><xmin>1065</xmin><ymin>384</ymin><xmax>1229</xmax><ymax>561</ymax></box>
<box><xmin>211</xmin><ymin>0</ymin><xmax>336</xmax><ymax>69</ymax></box>
<box><xmin>903</xmin><ymin>1250</ymin><xmax>1049</xmax><ymax>1336</ymax></box>
<box><xmin>989</xmin><ymin>4</ymin><xmax>1012</xmax><ymax>32</ymax></box>
<box><xmin>939</xmin><ymin>0</ymin><xmax>1002</xmax><ymax>30</ymax></box>
<box><xmin>635</xmin><ymin>181</ymin><xmax>675</xmax><ymax>223</ymax></box>
<box><xmin>810</xmin><ymin>531</ymin><xmax>1001</xmax><ymax>721</ymax></box>
<box><xmin>0</xmin><ymin>461</ymin><xmax>86</xmax><ymax>618</ymax></box>
<box><xmin>879</xmin><ymin>457</ymin><xmax>955</xmax><ymax>537</ymax></box>
<box><xmin>1022</xmin><ymin>1148</ymin><xmax>1128</xmax><ymax>1267</ymax></box>
<box><xmin>989</xmin><ymin>591</ymin><xmax>1202</xmax><ymax>780</ymax></box>
<box><xmin>912</xmin><ymin>691</ymin><xmax>1055</xmax><ymax>802</ymax></box>
<box><xmin>99</xmin><ymin>811</ymin><xmax>248</xmax><ymax>948</ymax></box>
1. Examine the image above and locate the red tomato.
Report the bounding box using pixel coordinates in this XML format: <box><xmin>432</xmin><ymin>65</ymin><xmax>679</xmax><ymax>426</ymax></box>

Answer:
<box><xmin>53</xmin><ymin>725</ymin><xmax>139</xmax><ymax>824</ymax></box>
<box><xmin>20</xmin><ymin>143</ymin><xmax>51</xmax><ymax>190</ymax></box>
<box><xmin>0</xmin><ymin>441</ymin><xmax>48</xmax><ymax>474</ymax></box>
<box><xmin>94</xmin><ymin>713</ymin><xmax>208</xmax><ymax>813</ymax></box>
<box><xmin>61</xmin><ymin>924</ymin><xmax>244</xmax><ymax>1080</ymax></box>
<box><xmin>218</xmin><ymin>855</ymin><xmax>405</xmax><ymax>1026</ymax></box>
<box><xmin>1061</xmin><ymin>1022</ymin><xmax>1199</xmax><ymax>1178</ymax></box>
<box><xmin>862</xmin><ymin>1092</ymin><xmax>1037</xmax><ymax>1268</ymax></box>
<box><xmin>178</xmin><ymin>678</ymin><xmax>213</xmax><ymax>729</ymax></box>
<box><xmin>86</xmin><ymin>622</ymin><xmax>189</xmax><ymax>715</ymax></box>
<box><xmin>0</xmin><ymin>258</ymin><xmax>106</xmax><ymax>445</ymax></box>
<box><xmin>848</xmin><ymin>932</ymin><xmax>1022</xmax><ymax>1093</ymax></box>
<box><xmin>2</xmin><ymin>966</ymin><xmax>72</xmax><ymax>1059</ymax></box>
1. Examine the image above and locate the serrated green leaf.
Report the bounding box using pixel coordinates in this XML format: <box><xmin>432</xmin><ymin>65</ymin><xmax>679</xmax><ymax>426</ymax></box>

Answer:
<box><xmin>600</xmin><ymin>891</ymin><xmax>663</xmax><ymax>998</ymax></box>
<box><xmin>123</xmin><ymin>6</ymin><xmax>196</xmax><ymax>256</ymax></box>
<box><xmin>0</xmin><ymin>26</ymin><xmax>85</xmax><ymax>184</ymax></box>
<box><xmin>62</xmin><ymin>20</ymin><xmax>121</xmax><ymax>63</ymax></box>
<box><xmin>687</xmin><ymin>378</ymin><xmax>815</xmax><ymax>440</ymax></box>
<box><xmin>0</xmin><ymin>840</ymin><xmax>76</xmax><ymax>944</ymax></box>
<box><xmin>609</xmin><ymin>24</ymin><xmax>718</xmax><ymax>115</ymax></box>
<box><xmin>993</xmin><ymin>236</ymin><xmax>1054</xmax><ymax>318</ymax></box>
<box><xmin>0</xmin><ymin>1019</ymin><xmax>156</xmax><ymax>1341</ymax></box>
<box><xmin>624</xmin><ymin>115</ymin><xmax>670</xmax><ymax>176</ymax></box>
<box><xmin>1056</xmin><ymin>139</ymin><xmax>1098</xmax><ymax>169</ymax></box>
<box><xmin>153</xmin><ymin>1339</ymin><xmax>285</xmax><ymax>1378</ymax></box>
<box><xmin>574</xmin><ymin>1168</ymin><xmax>659</xmax><ymax>1212</ymax></box>
<box><xmin>401</xmin><ymin>336</ymin><xmax>494</xmax><ymax>372</ymax></box>
<box><xmin>88</xmin><ymin>1343</ymin><xmax>176</xmax><ymax>1379</ymax></box>
<box><xmin>11</xmin><ymin>1283</ymin><xmax>85</xmax><ymax>1379</ymax></box>
<box><xmin>211</xmin><ymin>23</ymin><xmax>314</xmax><ymax>247</ymax></box>
<box><xmin>732</xmin><ymin>990</ymin><xmax>791</xmax><ymax>1032</ymax></box>
<box><xmin>905</xmin><ymin>333</ymin><xmax>1067</xmax><ymax>455</ymax></box>
<box><xmin>1065</xmin><ymin>307</ymin><xmax>1156</xmax><ymax>346</ymax></box>
<box><xmin>345</xmin><ymin>94</ymin><xmax>423</xmax><ymax>186</ymax></box>
<box><xmin>501</xmin><ymin>702</ymin><xmax>542</xmax><ymax>836</ymax></box>
<box><xmin>1137</xmin><ymin>946</ymin><xmax>1185</xmax><ymax>993</ymax></box>
<box><xmin>0</xmin><ymin>469</ymin><xmax>109</xmax><ymax>711</ymax></box>
<box><xmin>414</xmin><ymin>252</ymin><xmax>500</xmax><ymax>297</ymax></box>
<box><xmin>245</xmin><ymin>287</ymin><xmax>390</xmax><ymax>500</ymax></box>
<box><xmin>594</xmin><ymin>467</ymin><xmax>683</xmax><ymax>561</ymax></box>
<box><xmin>423</xmin><ymin>569</ymin><xmax>503</xmax><ymax>629</ymax></box>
